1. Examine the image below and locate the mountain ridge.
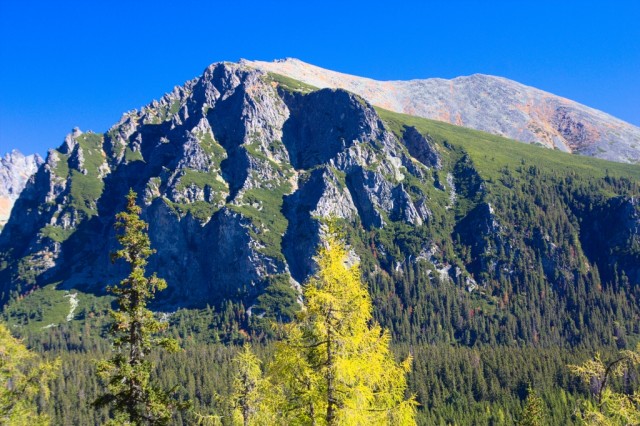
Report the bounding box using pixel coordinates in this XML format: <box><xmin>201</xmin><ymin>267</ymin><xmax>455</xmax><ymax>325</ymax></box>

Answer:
<box><xmin>244</xmin><ymin>58</ymin><xmax>640</xmax><ymax>163</ymax></box>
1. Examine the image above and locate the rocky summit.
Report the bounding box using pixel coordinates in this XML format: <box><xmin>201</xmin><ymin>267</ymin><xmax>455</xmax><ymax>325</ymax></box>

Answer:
<box><xmin>0</xmin><ymin>60</ymin><xmax>638</xmax><ymax>321</ymax></box>
<box><xmin>0</xmin><ymin>150</ymin><xmax>43</xmax><ymax>228</ymax></box>
<box><xmin>0</xmin><ymin>62</ymin><xmax>437</xmax><ymax>307</ymax></box>
<box><xmin>245</xmin><ymin>58</ymin><xmax>640</xmax><ymax>164</ymax></box>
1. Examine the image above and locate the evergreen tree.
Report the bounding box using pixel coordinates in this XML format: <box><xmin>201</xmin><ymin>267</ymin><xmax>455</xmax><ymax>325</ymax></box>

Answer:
<box><xmin>0</xmin><ymin>322</ymin><xmax>59</xmax><ymax>425</ymax></box>
<box><xmin>569</xmin><ymin>343</ymin><xmax>640</xmax><ymax>425</ymax></box>
<box><xmin>271</xmin><ymin>225</ymin><xmax>417</xmax><ymax>425</ymax></box>
<box><xmin>519</xmin><ymin>386</ymin><xmax>546</xmax><ymax>426</ymax></box>
<box><xmin>95</xmin><ymin>190</ymin><xmax>186</xmax><ymax>425</ymax></box>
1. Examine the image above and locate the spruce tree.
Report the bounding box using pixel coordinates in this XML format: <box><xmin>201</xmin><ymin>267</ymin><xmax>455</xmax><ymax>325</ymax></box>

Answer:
<box><xmin>271</xmin><ymin>225</ymin><xmax>417</xmax><ymax>425</ymax></box>
<box><xmin>95</xmin><ymin>189</ymin><xmax>185</xmax><ymax>425</ymax></box>
<box><xmin>519</xmin><ymin>386</ymin><xmax>546</xmax><ymax>426</ymax></box>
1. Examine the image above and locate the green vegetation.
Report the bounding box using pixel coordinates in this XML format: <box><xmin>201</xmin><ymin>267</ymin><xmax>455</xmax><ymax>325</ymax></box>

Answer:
<box><xmin>377</xmin><ymin>107</ymin><xmax>640</xmax><ymax>183</ymax></box>
<box><xmin>230</xmin><ymin>184</ymin><xmax>292</xmax><ymax>261</ymax></box>
<box><xmin>196</xmin><ymin>130</ymin><xmax>226</xmax><ymax>160</ymax></box>
<box><xmin>52</xmin><ymin>152</ymin><xmax>69</xmax><ymax>178</ymax></box>
<box><xmin>169</xmin><ymin>200</ymin><xmax>220</xmax><ymax>222</ymax></box>
<box><xmin>2</xmin><ymin>76</ymin><xmax>640</xmax><ymax>425</ymax></box>
<box><xmin>0</xmin><ymin>322</ymin><xmax>59</xmax><ymax>425</ymax></box>
<box><xmin>124</xmin><ymin>146</ymin><xmax>144</xmax><ymax>162</ymax></box>
<box><xmin>176</xmin><ymin>170</ymin><xmax>228</xmax><ymax>194</ymax></box>
<box><xmin>265</xmin><ymin>72</ymin><xmax>318</xmax><ymax>94</ymax></box>
<box><xmin>69</xmin><ymin>170</ymin><xmax>104</xmax><ymax>215</ymax></box>
<box><xmin>39</xmin><ymin>225</ymin><xmax>74</xmax><ymax>243</ymax></box>
<box><xmin>95</xmin><ymin>190</ymin><xmax>187</xmax><ymax>424</ymax></box>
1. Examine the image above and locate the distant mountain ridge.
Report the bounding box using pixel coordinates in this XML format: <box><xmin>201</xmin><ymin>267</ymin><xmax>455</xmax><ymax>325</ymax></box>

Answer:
<box><xmin>0</xmin><ymin>150</ymin><xmax>43</xmax><ymax>228</ymax></box>
<box><xmin>244</xmin><ymin>58</ymin><xmax>640</xmax><ymax>164</ymax></box>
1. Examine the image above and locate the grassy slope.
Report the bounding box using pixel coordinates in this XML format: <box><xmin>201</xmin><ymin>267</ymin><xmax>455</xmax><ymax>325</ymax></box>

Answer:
<box><xmin>377</xmin><ymin>107</ymin><xmax>640</xmax><ymax>182</ymax></box>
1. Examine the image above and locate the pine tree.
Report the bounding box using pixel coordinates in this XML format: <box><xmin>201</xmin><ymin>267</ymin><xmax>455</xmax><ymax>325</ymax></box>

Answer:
<box><xmin>519</xmin><ymin>385</ymin><xmax>546</xmax><ymax>426</ymax></box>
<box><xmin>95</xmin><ymin>189</ymin><xmax>186</xmax><ymax>425</ymax></box>
<box><xmin>0</xmin><ymin>322</ymin><xmax>59</xmax><ymax>425</ymax></box>
<box><xmin>271</xmin><ymin>225</ymin><xmax>417</xmax><ymax>425</ymax></box>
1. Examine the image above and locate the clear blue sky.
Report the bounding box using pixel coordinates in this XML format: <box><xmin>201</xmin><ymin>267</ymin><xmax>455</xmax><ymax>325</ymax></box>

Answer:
<box><xmin>1</xmin><ymin>1</ymin><xmax>639</xmax><ymax>157</ymax></box>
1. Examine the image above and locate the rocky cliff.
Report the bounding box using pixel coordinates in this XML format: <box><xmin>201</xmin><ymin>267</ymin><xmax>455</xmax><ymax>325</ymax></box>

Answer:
<box><xmin>0</xmin><ymin>150</ymin><xmax>43</xmax><ymax>228</ymax></box>
<box><xmin>245</xmin><ymin>58</ymin><xmax>640</xmax><ymax>164</ymax></box>
<box><xmin>0</xmin><ymin>62</ymin><xmax>437</xmax><ymax>307</ymax></box>
<box><xmin>0</xmin><ymin>60</ymin><xmax>638</xmax><ymax>322</ymax></box>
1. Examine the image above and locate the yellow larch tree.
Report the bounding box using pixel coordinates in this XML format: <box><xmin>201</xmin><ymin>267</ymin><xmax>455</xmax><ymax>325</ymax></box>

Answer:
<box><xmin>270</xmin><ymin>225</ymin><xmax>417</xmax><ymax>425</ymax></box>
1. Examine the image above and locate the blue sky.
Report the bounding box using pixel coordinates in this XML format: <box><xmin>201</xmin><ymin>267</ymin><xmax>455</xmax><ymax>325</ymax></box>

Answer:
<box><xmin>1</xmin><ymin>1</ymin><xmax>639</xmax><ymax>156</ymax></box>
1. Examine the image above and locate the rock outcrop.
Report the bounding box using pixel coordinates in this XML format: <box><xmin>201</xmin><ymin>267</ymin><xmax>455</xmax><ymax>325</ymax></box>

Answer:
<box><xmin>0</xmin><ymin>150</ymin><xmax>43</xmax><ymax>229</ymax></box>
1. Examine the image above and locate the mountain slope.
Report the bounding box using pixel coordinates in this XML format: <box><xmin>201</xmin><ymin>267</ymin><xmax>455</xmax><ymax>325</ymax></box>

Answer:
<box><xmin>245</xmin><ymin>58</ymin><xmax>640</xmax><ymax>164</ymax></box>
<box><xmin>0</xmin><ymin>60</ymin><xmax>638</xmax><ymax>346</ymax></box>
<box><xmin>0</xmin><ymin>150</ymin><xmax>43</xmax><ymax>228</ymax></box>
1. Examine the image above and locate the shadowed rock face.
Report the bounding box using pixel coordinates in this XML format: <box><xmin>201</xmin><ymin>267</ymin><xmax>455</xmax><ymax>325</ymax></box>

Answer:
<box><xmin>0</xmin><ymin>151</ymin><xmax>43</xmax><ymax>228</ymax></box>
<box><xmin>0</xmin><ymin>61</ymin><xmax>435</xmax><ymax>308</ymax></box>
<box><xmin>245</xmin><ymin>58</ymin><xmax>640</xmax><ymax>164</ymax></box>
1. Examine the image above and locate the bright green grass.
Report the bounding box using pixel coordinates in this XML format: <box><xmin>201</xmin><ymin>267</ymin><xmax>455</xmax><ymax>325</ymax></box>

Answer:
<box><xmin>2</xmin><ymin>283</ymin><xmax>113</xmax><ymax>334</ymax></box>
<box><xmin>176</xmin><ymin>170</ymin><xmax>228</xmax><ymax>194</ymax></box>
<box><xmin>265</xmin><ymin>72</ymin><xmax>318</xmax><ymax>94</ymax></box>
<box><xmin>376</xmin><ymin>107</ymin><xmax>640</xmax><ymax>182</ymax></box>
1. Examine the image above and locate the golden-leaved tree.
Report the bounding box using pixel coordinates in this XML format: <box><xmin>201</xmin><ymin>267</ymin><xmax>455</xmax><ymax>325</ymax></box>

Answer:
<box><xmin>0</xmin><ymin>322</ymin><xmax>59</xmax><ymax>426</ymax></box>
<box><xmin>269</xmin><ymin>226</ymin><xmax>417</xmax><ymax>426</ymax></box>
<box><xmin>569</xmin><ymin>343</ymin><xmax>640</xmax><ymax>425</ymax></box>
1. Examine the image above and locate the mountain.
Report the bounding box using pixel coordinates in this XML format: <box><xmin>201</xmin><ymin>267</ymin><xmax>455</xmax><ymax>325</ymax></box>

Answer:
<box><xmin>244</xmin><ymin>58</ymin><xmax>640</xmax><ymax>164</ymax></box>
<box><xmin>0</xmin><ymin>150</ymin><xmax>43</xmax><ymax>229</ymax></box>
<box><xmin>1</xmin><ymin>58</ymin><xmax>638</xmax><ymax>317</ymax></box>
<box><xmin>2</xmin><ymin>60</ymin><xmax>639</xmax><ymax>425</ymax></box>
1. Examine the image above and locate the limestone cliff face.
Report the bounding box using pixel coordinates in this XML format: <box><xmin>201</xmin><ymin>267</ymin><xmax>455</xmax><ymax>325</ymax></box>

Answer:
<box><xmin>0</xmin><ymin>150</ymin><xmax>43</xmax><ymax>228</ymax></box>
<box><xmin>245</xmin><ymin>58</ymin><xmax>640</xmax><ymax>164</ymax></box>
<box><xmin>0</xmin><ymin>62</ymin><xmax>439</xmax><ymax>308</ymax></box>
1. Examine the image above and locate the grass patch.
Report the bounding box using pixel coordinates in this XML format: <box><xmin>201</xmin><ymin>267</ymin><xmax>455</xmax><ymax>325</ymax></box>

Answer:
<box><xmin>2</xmin><ymin>283</ymin><xmax>113</xmax><ymax>335</ymax></box>
<box><xmin>124</xmin><ymin>147</ymin><xmax>144</xmax><ymax>162</ymax></box>
<box><xmin>69</xmin><ymin>170</ymin><xmax>104</xmax><ymax>216</ymax></box>
<box><xmin>376</xmin><ymin>107</ymin><xmax>640</xmax><ymax>183</ymax></box>
<box><xmin>265</xmin><ymin>72</ymin><xmax>318</xmax><ymax>94</ymax></box>
<box><xmin>169</xmin><ymin>200</ymin><xmax>220</xmax><ymax>222</ymax></box>
<box><xmin>40</xmin><ymin>225</ymin><xmax>75</xmax><ymax>243</ymax></box>
<box><xmin>52</xmin><ymin>152</ymin><xmax>70</xmax><ymax>178</ymax></box>
<box><xmin>196</xmin><ymin>130</ymin><xmax>226</xmax><ymax>161</ymax></box>
<box><xmin>176</xmin><ymin>170</ymin><xmax>228</xmax><ymax>194</ymax></box>
<box><xmin>230</xmin><ymin>184</ymin><xmax>292</xmax><ymax>261</ymax></box>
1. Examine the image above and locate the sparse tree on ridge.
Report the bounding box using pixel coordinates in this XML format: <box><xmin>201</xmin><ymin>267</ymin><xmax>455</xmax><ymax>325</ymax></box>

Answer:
<box><xmin>95</xmin><ymin>189</ymin><xmax>187</xmax><ymax>425</ymax></box>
